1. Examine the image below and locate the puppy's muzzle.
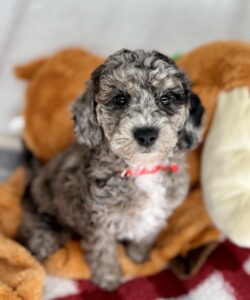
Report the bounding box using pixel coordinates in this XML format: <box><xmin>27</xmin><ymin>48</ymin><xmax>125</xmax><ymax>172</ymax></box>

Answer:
<box><xmin>133</xmin><ymin>127</ymin><xmax>159</xmax><ymax>147</ymax></box>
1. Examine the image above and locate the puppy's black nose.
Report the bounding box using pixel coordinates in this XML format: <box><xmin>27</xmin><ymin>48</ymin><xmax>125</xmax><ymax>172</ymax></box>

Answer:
<box><xmin>134</xmin><ymin>127</ymin><xmax>159</xmax><ymax>147</ymax></box>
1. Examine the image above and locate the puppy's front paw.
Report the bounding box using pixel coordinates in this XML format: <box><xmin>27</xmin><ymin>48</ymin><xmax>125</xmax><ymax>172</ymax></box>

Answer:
<box><xmin>28</xmin><ymin>232</ymin><xmax>60</xmax><ymax>261</ymax></box>
<box><xmin>126</xmin><ymin>242</ymin><xmax>149</xmax><ymax>263</ymax></box>
<box><xmin>92</xmin><ymin>269</ymin><xmax>121</xmax><ymax>291</ymax></box>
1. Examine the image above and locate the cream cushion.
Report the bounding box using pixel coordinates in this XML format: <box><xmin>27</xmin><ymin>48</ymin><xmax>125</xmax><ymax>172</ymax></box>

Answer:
<box><xmin>202</xmin><ymin>87</ymin><xmax>250</xmax><ymax>247</ymax></box>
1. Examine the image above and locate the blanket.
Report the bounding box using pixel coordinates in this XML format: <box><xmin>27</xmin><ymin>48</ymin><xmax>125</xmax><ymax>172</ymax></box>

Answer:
<box><xmin>44</xmin><ymin>241</ymin><xmax>250</xmax><ymax>300</ymax></box>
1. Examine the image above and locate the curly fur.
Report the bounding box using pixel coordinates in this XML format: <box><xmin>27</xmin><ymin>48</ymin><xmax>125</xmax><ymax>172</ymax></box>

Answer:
<box><xmin>19</xmin><ymin>49</ymin><xmax>204</xmax><ymax>290</ymax></box>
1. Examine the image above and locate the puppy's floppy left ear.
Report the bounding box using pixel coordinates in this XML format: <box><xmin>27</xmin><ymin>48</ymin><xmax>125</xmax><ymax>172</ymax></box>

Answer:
<box><xmin>71</xmin><ymin>65</ymin><xmax>105</xmax><ymax>148</ymax></box>
<box><xmin>177</xmin><ymin>92</ymin><xmax>205</xmax><ymax>151</ymax></box>
<box><xmin>71</xmin><ymin>82</ymin><xmax>102</xmax><ymax>148</ymax></box>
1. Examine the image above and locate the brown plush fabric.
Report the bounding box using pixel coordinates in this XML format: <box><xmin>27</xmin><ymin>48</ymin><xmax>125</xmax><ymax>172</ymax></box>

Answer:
<box><xmin>15</xmin><ymin>49</ymin><xmax>103</xmax><ymax>162</ymax></box>
<box><xmin>0</xmin><ymin>168</ymin><xmax>45</xmax><ymax>300</ymax></box>
<box><xmin>178</xmin><ymin>40</ymin><xmax>250</xmax><ymax>131</ymax></box>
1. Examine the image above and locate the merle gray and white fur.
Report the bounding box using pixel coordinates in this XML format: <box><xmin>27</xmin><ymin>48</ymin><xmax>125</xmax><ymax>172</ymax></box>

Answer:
<box><xmin>18</xmin><ymin>49</ymin><xmax>204</xmax><ymax>290</ymax></box>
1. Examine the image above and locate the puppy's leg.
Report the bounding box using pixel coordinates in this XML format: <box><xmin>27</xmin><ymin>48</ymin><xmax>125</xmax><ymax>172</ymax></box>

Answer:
<box><xmin>81</xmin><ymin>230</ymin><xmax>121</xmax><ymax>290</ymax></box>
<box><xmin>18</xmin><ymin>210</ymin><xmax>71</xmax><ymax>260</ymax></box>
<box><xmin>125</xmin><ymin>236</ymin><xmax>155</xmax><ymax>263</ymax></box>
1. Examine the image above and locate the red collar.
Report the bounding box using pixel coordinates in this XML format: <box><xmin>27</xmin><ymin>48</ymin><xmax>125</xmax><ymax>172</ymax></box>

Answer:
<box><xmin>121</xmin><ymin>164</ymin><xmax>178</xmax><ymax>177</ymax></box>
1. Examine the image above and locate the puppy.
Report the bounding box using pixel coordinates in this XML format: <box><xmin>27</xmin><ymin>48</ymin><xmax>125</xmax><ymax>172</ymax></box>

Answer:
<box><xmin>18</xmin><ymin>49</ymin><xmax>204</xmax><ymax>290</ymax></box>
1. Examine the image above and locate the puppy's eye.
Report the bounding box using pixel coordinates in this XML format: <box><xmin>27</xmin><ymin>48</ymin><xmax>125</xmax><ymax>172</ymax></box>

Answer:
<box><xmin>114</xmin><ymin>94</ymin><xmax>128</xmax><ymax>106</ymax></box>
<box><xmin>160</xmin><ymin>95</ymin><xmax>171</xmax><ymax>106</ymax></box>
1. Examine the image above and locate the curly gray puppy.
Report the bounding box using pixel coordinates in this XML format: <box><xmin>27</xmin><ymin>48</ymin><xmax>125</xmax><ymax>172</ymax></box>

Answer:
<box><xmin>18</xmin><ymin>49</ymin><xmax>204</xmax><ymax>290</ymax></box>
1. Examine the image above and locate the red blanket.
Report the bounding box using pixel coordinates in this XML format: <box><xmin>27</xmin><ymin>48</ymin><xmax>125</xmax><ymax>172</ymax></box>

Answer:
<box><xmin>50</xmin><ymin>241</ymin><xmax>249</xmax><ymax>300</ymax></box>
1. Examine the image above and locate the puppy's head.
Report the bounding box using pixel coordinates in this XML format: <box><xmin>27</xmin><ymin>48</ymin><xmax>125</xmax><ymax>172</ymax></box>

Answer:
<box><xmin>72</xmin><ymin>49</ymin><xmax>204</xmax><ymax>165</ymax></box>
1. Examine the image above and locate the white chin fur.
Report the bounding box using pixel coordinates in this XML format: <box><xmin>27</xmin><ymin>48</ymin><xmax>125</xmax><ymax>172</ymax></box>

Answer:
<box><xmin>129</xmin><ymin>152</ymin><xmax>167</xmax><ymax>166</ymax></box>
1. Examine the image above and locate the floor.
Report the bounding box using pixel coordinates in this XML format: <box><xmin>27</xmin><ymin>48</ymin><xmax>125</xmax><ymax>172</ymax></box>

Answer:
<box><xmin>0</xmin><ymin>0</ymin><xmax>250</xmax><ymax>133</ymax></box>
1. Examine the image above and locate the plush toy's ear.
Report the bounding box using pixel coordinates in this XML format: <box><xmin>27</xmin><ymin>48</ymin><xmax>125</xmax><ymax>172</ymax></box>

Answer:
<box><xmin>71</xmin><ymin>65</ymin><xmax>105</xmax><ymax>148</ymax></box>
<box><xmin>178</xmin><ymin>92</ymin><xmax>205</xmax><ymax>150</ymax></box>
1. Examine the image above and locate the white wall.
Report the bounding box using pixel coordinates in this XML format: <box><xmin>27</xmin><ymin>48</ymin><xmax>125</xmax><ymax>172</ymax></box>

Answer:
<box><xmin>0</xmin><ymin>0</ymin><xmax>249</xmax><ymax>132</ymax></box>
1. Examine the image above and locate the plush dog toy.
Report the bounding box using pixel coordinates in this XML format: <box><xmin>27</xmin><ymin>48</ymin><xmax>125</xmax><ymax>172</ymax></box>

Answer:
<box><xmin>0</xmin><ymin>40</ymin><xmax>249</xmax><ymax>298</ymax></box>
<box><xmin>176</xmin><ymin>41</ymin><xmax>250</xmax><ymax>248</ymax></box>
<box><xmin>15</xmin><ymin>46</ymin><xmax>220</xmax><ymax>278</ymax></box>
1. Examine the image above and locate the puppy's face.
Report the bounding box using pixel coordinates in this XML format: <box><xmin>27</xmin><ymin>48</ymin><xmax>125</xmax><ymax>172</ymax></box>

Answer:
<box><xmin>72</xmin><ymin>49</ymin><xmax>204</xmax><ymax>165</ymax></box>
<box><xmin>95</xmin><ymin>50</ymin><xmax>191</xmax><ymax>164</ymax></box>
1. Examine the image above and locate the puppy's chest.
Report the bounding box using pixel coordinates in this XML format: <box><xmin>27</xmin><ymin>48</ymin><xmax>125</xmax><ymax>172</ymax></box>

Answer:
<box><xmin>116</xmin><ymin>172</ymin><xmax>170</xmax><ymax>241</ymax></box>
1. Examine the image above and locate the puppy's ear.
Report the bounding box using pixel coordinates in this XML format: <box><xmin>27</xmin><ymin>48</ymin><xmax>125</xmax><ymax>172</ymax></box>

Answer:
<box><xmin>91</xmin><ymin>64</ymin><xmax>105</xmax><ymax>93</ymax></box>
<box><xmin>153</xmin><ymin>51</ymin><xmax>174</xmax><ymax>65</ymax></box>
<box><xmin>177</xmin><ymin>92</ymin><xmax>205</xmax><ymax>151</ymax></box>
<box><xmin>71</xmin><ymin>65</ymin><xmax>105</xmax><ymax>148</ymax></box>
